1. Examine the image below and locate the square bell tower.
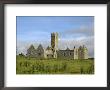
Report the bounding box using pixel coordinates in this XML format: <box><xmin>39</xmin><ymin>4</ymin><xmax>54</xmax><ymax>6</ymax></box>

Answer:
<box><xmin>51</xmin><ymin>32</ymin><xmax>58</xmax><ymax>58</ymax></box>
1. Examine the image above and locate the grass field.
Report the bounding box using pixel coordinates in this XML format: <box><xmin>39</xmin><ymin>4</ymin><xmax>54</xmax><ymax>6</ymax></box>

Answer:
<box><xmin>16</xmin><ymin>56</ymin><xmax>94</xmax><ymax>74</ymax></box>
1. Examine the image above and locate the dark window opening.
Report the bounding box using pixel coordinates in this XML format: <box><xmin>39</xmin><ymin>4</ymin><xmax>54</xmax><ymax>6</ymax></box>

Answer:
<box><xmin>70</xmin><ymin>53</ymin><xmax>71</xmax><ymax>55</ymax></box>
<box><xmin>64</xmin><ymin>53</ymin><xmax>66</xmax><ymax>56</ymax></box>
<box><xmin>38</xmin><ymin>53</ymin><xmax>41</xmax><ymax>56</ymax></box>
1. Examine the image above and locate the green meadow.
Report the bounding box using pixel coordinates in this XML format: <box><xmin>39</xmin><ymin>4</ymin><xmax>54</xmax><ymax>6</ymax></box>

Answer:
<box><xmin>16</xmin><ymin>56</ymin><xmax>94</xmax><ymax>74</ymax></box>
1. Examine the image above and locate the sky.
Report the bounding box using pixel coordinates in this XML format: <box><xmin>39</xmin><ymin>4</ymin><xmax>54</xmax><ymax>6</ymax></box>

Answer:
<box><xmin>17</xmin><ymin>16</ymin><xmax>94</xmax><ymax>58</ymax></box>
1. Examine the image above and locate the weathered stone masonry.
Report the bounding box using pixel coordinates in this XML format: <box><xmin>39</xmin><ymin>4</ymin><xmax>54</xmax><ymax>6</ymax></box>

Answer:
<box><xmin>26</xmin><ymin>32</ymin><xmax>88</xmax><ymax>59</ymax></box>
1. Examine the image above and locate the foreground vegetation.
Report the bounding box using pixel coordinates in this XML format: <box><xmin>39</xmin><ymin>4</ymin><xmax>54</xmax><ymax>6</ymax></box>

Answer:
<box><xmin>16</xmin><ymin>56</ymin><xmax>94</xmax><ymax>74</ymax></box>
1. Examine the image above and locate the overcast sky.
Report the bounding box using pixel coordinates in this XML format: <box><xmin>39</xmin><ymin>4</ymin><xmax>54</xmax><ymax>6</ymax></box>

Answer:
<box><xmin>17</xmin><ymin>16</ymin><xmax>94</xmax><ymax>58</ymax></box>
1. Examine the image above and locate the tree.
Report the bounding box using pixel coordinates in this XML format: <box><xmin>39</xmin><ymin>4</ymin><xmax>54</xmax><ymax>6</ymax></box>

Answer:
<box><xmin>19</xmin><ymin>53</ymin><xmax>25</xmax><ymax>57</ymax></box>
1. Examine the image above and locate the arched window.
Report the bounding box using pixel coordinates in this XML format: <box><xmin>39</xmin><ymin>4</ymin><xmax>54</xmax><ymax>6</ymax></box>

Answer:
<box><xmin>64</xmin><ymin>53</ymin><xmax>66</xmax><ymax>56</ymax></box>
<box><xmin>70</xmin><ymin>52</ymin><xmax>71</xmax><ymax>55</ymax></box>
<box><xmin>38</xmin><ymin>53</ymin><xmax>41</xmax><ymax>56</ymax></box>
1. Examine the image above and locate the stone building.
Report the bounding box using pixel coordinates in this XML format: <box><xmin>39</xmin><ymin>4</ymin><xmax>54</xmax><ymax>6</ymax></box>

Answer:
<box><xmin>26</xmin><ymin>32</ymin><xmax>88</xmax><ymax>59</ymax></box>
<box><xmin>57</xmin><ymin>47</ymin><xmax>74</xmax><ymax>59</ymax></box>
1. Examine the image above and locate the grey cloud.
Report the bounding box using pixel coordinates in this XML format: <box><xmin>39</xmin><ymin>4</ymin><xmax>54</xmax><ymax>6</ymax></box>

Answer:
<box><xmin>17</xmin><ymin>40</ymin><xmax>51</xmax><ymax>55</ymax></box>
<box><xmin>58</xmin><ymin>36</ymin><xmax>94</xmax><ymax>58</ymax></box>
<box><xmin>60</xmin><ymin>25</ymin><xmax>94</xmax><ymax>37</ymax></box>
<box><xmin>17</xmin><ymin>36</ymin><xmax>94</xmax><ymax>58</ymax></box>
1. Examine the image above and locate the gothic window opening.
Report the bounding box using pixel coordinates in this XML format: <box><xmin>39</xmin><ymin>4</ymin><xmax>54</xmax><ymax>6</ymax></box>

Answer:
<box><xmin>38</xmin><ymin>53</ymin><xmax>41</xmax><ymax>56</ymax></box>
<box><xmin>70</xmin><ymin>52</ymin><xmax>71</xmax><ymax>55</ymax></box>
<box><xmin>64</xmin><ymin>53</ymin><xmax>66</xmax><ymax>56</ymax></box>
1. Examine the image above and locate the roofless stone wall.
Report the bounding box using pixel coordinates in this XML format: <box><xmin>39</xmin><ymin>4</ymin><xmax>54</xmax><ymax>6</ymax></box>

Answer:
<box><xmin>26</xmin><ymin>32</ymin><xmax>88</xmax><ymax>59</ymax></box>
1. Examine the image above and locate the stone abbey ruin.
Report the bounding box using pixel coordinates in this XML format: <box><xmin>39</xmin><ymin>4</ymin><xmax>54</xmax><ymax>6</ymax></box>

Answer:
<box><xmin>26</xmin><ymin>32</ymin><xmax>88</xmax><ymax>59</ymax></box>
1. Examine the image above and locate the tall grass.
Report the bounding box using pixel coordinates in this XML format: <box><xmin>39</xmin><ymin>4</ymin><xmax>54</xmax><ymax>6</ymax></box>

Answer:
<box><xmin>16</xmin><ymin>56</ymin><xmax>94</xmax><ymax>74</ymax></box>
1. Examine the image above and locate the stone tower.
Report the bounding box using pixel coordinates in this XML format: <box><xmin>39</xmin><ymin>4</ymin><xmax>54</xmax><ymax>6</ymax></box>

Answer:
<box><xmin>78</xmin><ymin>45</ymin><xmax>88</xmax><ymax>59</ymax></box>
<box><xmin>83</xmin><ymin>45</ymin><xmax>88</xmax><ymax>59</ymax></box>
<box><xmin>73</xmin><ymin>46</ymin><xmax>78</xmax><ymax>59</ymax></box>
<box><xmin>51</xmin><ymin>32</ymin><xmax>58</xmax><ymax>58</ymax></box>
<box><xmin>78</xmin><ymin>46</ymin><xmax>83</xmax><ymax>59</ymax></box>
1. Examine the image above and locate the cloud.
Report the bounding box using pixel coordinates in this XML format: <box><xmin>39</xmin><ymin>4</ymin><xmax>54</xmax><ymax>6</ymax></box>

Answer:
<box><xmin>17</xmin><ymin>16</ymin><xmax>94</xmax><ymax>57</ymax></box>
<box><xmin>17</xmin><ymin>25</ymin><xmax>94</xmax><ymax>58</ymax></box>
<box><xmin>57</xmin><ymin>25</ymin><xmax>94</xmax><ymax>58</ymax></box>
<box><xmin>58</xmin><ymin>36</ymin><xmax>94</xmax><ymax>58</ymax></box>
<box><xmin>17</xmin><ymin>40</ymin><xmax>51</xmax><ymax>55</ymax></box>
<box><xmin>17</xmin><ymin>36</ymin><xmax>94</xmax><ymax>58</ymax></box>
<box><xmin>60</xmin><ymin>25</ymin><xmax>94</xmax><ymax>38</ymax></box>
